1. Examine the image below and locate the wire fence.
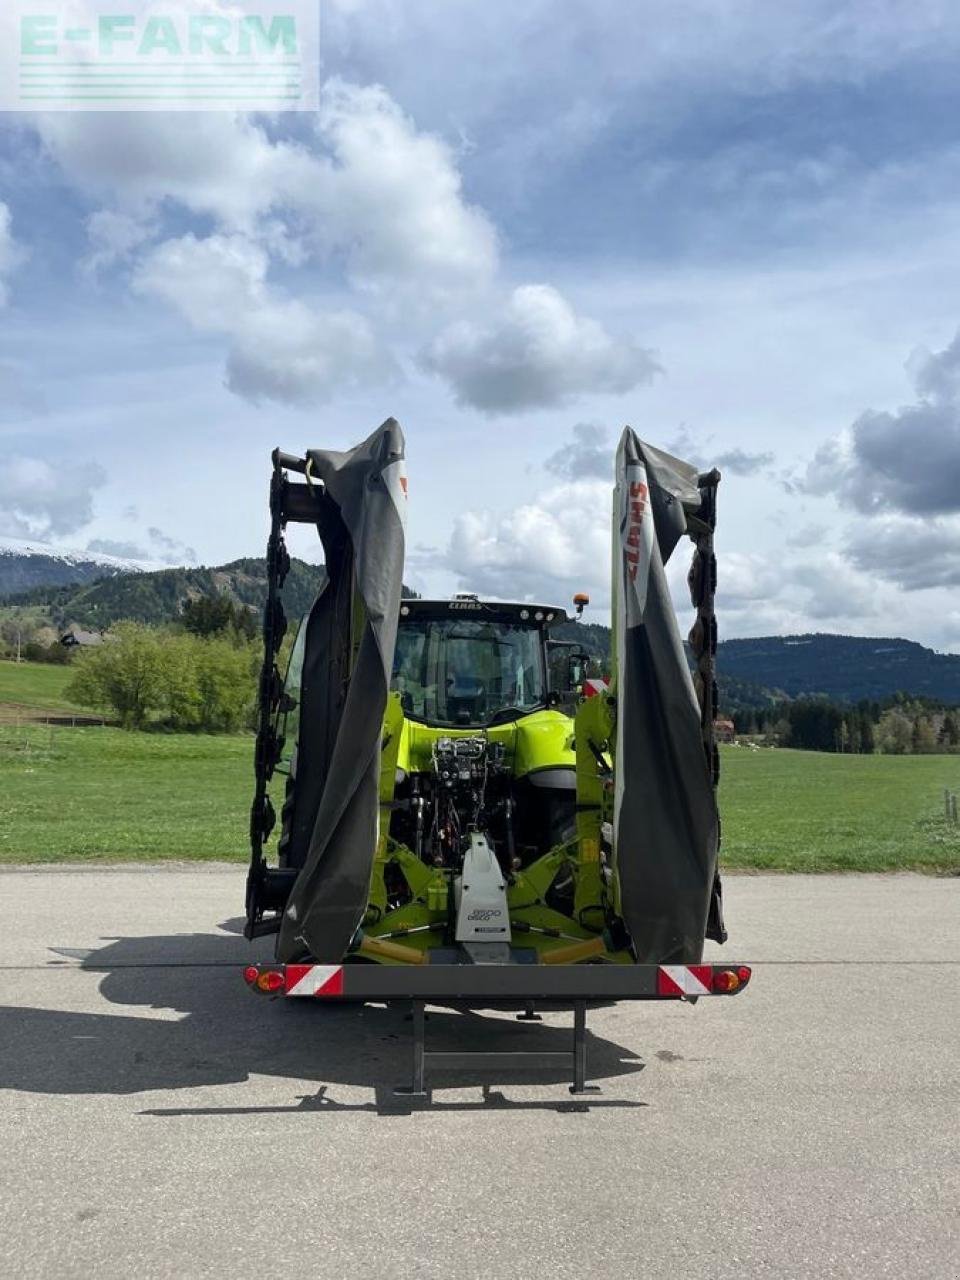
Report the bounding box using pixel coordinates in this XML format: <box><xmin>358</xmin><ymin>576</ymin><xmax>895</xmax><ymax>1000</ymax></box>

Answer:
<box><xmin>0</xmin><ymin>710</ymin><xmax>108</xmax><ymax>728</ymax></box>
<box><xmin>0</xmin><ymin>714</ymin><xmax>108</xmax><ymax>760</ymax></box>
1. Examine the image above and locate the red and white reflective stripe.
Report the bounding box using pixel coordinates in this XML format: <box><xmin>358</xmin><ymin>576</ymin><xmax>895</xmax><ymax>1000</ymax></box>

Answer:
<box><xmin>582</xmin><ymin>677</ymin><xmax>609</xmax><ymax>698</ymax></box>
<box><xmin>284</xmin><ymin>964</ymin><xmax>344</xmax><ymax>997</ymax></box>
<box><xmin>657</xmin><ymin>965</ymin><xmax>714</xmax><ymax>997</ymax></box>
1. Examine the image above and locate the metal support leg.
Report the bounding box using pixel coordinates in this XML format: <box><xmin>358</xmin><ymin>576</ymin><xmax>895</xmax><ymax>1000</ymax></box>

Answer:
<box><xmin>392</xmin><ymin>999</ymin><xmax>601</xmax><ymax>1098</ymax></box>
<box><xmin>394</xmin><ymin>1000</ymin><xmax>429</xmax><ymax>1098</ymax></box>
<box><xmin>570</xmin><ymin>1000</ymin><xmax>601</xmax><ymax>1095</ymax></box>
<box><xmin>412</xmin><ymin>1001</ymin><xmax>426</xmax><ymax>1094</ymax></box>
<box><xmin>516</xmin><ymin>1002</ymin><xmax>542</xmax><ymax>1022</ymax></box>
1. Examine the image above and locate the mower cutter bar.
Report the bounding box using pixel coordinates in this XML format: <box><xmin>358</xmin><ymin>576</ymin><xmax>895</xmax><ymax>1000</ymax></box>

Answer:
<box><xmin>243</xmin><ymin>961</ymin><xmax>752</xmax><ymax>1001</ymax></box>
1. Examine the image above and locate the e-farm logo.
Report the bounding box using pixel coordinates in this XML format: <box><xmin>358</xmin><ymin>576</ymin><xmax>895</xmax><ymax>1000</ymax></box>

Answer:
<box><xmin>3</xmin><ymin>1</ymin><xmax>318</xmax><ymax>111</ymax></box>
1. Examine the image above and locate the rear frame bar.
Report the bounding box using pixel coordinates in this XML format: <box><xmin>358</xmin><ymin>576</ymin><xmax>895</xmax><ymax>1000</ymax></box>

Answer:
<box><xmin>243</xmin><ymin>960</ymin><xmax>751</xmax><ymax>1002</ymax></box>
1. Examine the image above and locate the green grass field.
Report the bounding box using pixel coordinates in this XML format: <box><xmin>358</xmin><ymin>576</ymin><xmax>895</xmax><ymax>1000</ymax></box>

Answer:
<box><xmin>0</xmin><ymin>722</ymin><xmax>957</xmax><ymax>869</ymax></box>
<box><xmin>0</xmin><ymin>660</ymin><xmax>82</xmax><ymax>714</ymax></box>
<box><xmin>718</xmin><ymin>747</ymin><xmax>959</xmax><ymax>872</ymax></box>
<box><xmin>0</xmin><ymin>725</ymin><xmax>250</xmax><ymax>861</ymax></box>
<box><xmin>0</xmin><ymin>659</ymin><xmax>957</xmax><ymax>869</ymax></box>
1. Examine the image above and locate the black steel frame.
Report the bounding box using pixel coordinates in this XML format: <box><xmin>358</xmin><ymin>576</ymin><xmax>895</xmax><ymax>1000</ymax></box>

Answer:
<box><xmin>394</xmin><ymin>999</ymin><xmax>600</xmax><ymax>1097</ymax></box>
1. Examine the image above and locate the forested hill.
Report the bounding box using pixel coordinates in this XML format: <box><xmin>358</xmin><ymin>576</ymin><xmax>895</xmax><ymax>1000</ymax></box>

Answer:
<box><xmin>2</xmin><ymin>558</ymin><xmax>328</xmax><ymax>628</ymax></box>
<box><xmin>717</xmin><ymin>635</ymin><xmax>960</xmax><ymax>704</ymax></box>
<box><xmin>550</xmin><ymin>620</ymin><xmax>781</xmax><ymax>713</ymax></box>
<box><xmin>2</xmin><ymin>556</ymin><xmax>424</xmax><ymax>631</ymax></box>
<box><xmin>551</xmin><ymin>624</ymin><xmax>960</xmax><ymax>707</ymax></box>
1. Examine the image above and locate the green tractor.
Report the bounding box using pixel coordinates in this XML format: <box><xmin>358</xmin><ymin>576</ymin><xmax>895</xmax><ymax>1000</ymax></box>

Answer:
<box><xmin>360</xmin><ymin>594</ymin><xmax>625</xmax><ymax>965</ymax></box>
<box><xmin>263</xmin><ymin>588</ymin><xmax>624</xmax><ymax>965</ymax></box>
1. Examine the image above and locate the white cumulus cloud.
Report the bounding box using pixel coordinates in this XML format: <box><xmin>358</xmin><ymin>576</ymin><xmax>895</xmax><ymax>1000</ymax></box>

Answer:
<box><xmin>38</xmin><ymin>80</ymin><xmax>497</xmax><ymax>301</ymax></box>
<box><xmin>82</xmin><ymin>209</ymin><xmax>157</xmax><ymax>277</ymax></box>
<box><xmin>36</xmin><ymin>111</ymin><xmax>313</xmax><ymax>235</ymax></box>
<box><xmin>133</xmin><ymin>233</ymin><xmax>396</xmax><ymax>405</ymax></box>
<box><xmin>421</xmin><ymin>284</ymin><xmax>660</xmax><ymax>414</ymax></box>
<box><xmin>0</xmin><ymin>455</ymin><xmax>106</xmax><ymax>540</ymax></box>
<box><xmin>305</xmin><ymin>80</ymin><xmax>498</xmax><ymax>295</ymax></box>
<box><xmin>447</xmin><ymin>478</ymin><xmax>612</xmax><ymax>602</ymax></box>
<box><xmin>34</xmin><ymin>80</ymin><xmax>502</xmax><ymax>404</ymax></box>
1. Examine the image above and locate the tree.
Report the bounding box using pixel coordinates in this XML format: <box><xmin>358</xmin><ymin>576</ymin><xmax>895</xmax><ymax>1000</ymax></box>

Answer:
<box><xmin>911</xmin><ymin>716</ymin><xmax>938</xmax><ymax>754</ymax></box>
<box><xmin>941</xmin><ymin>712</ymin><xmax>960</xmax><ymax>749</ymax></box>
<box><xmin>787</xmin><ymin>700</ymin><xmax>844</xmax><ymax>752</ymax></box>
<box><xmin>769</xmin><ymin>716</ymin><xmax>791</xmax><ymax>747</ymax></box>
<box><xmin>182</xmin><ymin>594</ymin><xmax>257</xmax><ymax>641</ymax></box>
<box><xmin>859</xmin><ymin>711</ymin><xmax>875</xmax><ymax>755</ymax></box>
<box><xmin>877</xmin><ymin>708</ymin><xmax>913</xmax><ymax>755</ymax></box>
<box><xmin>842</xmin><ymin>713</ymin><xmax>861</xmax><ymax>754</ymax></box>
<box><xmin>1</xmin><ymin>618</ymin><xmax>34</xmax><ymax>655</ymax></box>
<box><xmin>66</xmin><ymin>623</ymin><xmax>169</xmax><ymax>728</ymax></box>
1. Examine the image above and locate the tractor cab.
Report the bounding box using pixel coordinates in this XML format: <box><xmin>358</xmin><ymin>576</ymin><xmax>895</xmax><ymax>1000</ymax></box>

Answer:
<box><xmin>391</xmin><ymin>595</ymin><xmax>586</xmax><ymax>728</ymax></box>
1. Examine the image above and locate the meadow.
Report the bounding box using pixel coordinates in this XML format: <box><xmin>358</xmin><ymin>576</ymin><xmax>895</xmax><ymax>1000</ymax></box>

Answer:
<box><xmin>0</xmin><ymin>724</ymin><xmax>250</xmax><ymax>861</ymax></box>
<box><xmin>0</xmin><ymin>721</ymin><xmax>957</xmax><ymax>870</ymax></box>
<box><xmin>1</xmin><ymin>660</ymin><xmax>958</xmax><ymax>869</ymax></box>
<box><xmin>717</xmin><ymin>746</ymin><xmax>959</xmax><ymax>872</ymax></box>
<box><xmin>0</xmin><ymin>659</ymin><xmax>82</xmax><ymax>715</ymax></box>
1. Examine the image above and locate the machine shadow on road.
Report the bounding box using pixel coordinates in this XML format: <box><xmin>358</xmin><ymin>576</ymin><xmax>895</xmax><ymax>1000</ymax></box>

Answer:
<box><xmin>0</xmin><ymin>921</ymin><xmax>647</xmax><ymax>1114</ymax></box>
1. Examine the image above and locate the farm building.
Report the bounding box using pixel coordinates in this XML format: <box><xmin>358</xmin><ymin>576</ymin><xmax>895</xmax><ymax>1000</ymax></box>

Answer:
<box><xmin>714</xmin><ymin>717</ymin><xmax>736</xmax><ymax>743</ymax></box>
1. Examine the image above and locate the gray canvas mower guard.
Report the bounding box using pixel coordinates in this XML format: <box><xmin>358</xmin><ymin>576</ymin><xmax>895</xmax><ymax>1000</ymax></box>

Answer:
<box><xmin>245</xmin><ymin>418</ymin><xmax>727</xmax><ymax>983</ymax></box>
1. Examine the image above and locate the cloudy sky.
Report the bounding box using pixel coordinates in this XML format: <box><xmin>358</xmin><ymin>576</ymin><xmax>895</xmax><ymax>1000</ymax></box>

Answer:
<box><xmin>2</xmin><ymin>1</ymin><xmax>960</xmax><ymax>648</ymax></box>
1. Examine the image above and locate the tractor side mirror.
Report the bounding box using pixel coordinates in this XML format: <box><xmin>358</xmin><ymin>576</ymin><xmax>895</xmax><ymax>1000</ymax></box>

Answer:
<box><xmin>547</xmin><ymin>641</ymin><xmax>590</xmax><ymax>699</ymax></box>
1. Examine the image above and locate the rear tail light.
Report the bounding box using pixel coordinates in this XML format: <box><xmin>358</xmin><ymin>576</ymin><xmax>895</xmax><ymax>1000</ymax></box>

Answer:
<box><xmin>243</xmin><ymin>966</ymin><xmax>259</xmax><ymax>986</ymax></box>
<box><xmin>256</xmin><ymin>969</ymin><xmax>285</xmax><ymax>993</ymax></box>
<box><xmin>713</xmin><ymin>968</ymin><xmax>741</xmax><ymax>993</ymax></box>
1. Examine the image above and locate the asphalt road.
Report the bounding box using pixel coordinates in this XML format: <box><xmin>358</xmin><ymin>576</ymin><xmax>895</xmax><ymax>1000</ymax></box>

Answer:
<box><xmin>1</xmin><ymin>868</ymin><xmax>957</xmax><ymax>1280</ymax></box>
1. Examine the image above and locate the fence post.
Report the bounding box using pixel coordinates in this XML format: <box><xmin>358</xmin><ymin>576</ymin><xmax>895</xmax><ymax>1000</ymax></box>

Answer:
<box><xmin>947</xmin><ymin>789</ymin><xmax>953</xmax><ymax>820</ymax></box>
<box><xmin>951</xmin><ymin>793</ymin><xmax>958</xmax><ymax>824</ymax></box>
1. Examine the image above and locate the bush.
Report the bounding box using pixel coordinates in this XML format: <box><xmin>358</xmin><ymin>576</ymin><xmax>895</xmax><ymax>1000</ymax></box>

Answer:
<box><xmin>21</xmin><ymin>641</ymin><xmax>73</xmax><ymax>665</ymax></box>
<box><xmin>66</xmin><ymin>622</ymin><xmax>258</xmax><ymax>732</ymax></box>
<box><xmin>193</xmin><ymin>635</ymin><xmax>259</xmax><ymax>732</ymax></box>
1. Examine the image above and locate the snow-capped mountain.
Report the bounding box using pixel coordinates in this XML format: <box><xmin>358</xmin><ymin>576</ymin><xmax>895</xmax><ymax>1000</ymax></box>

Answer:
<box><xmin>0</xmin><ymin>537</ymin><xmax>154</xmax><ymax>596</ymax></box>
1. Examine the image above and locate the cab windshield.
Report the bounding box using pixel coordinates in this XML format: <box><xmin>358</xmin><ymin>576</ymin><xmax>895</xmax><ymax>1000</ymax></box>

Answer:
<box><xmin>391</xmin><ymin>617</ymin><xmax>546</xmax><ymax>727</ymax></box>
